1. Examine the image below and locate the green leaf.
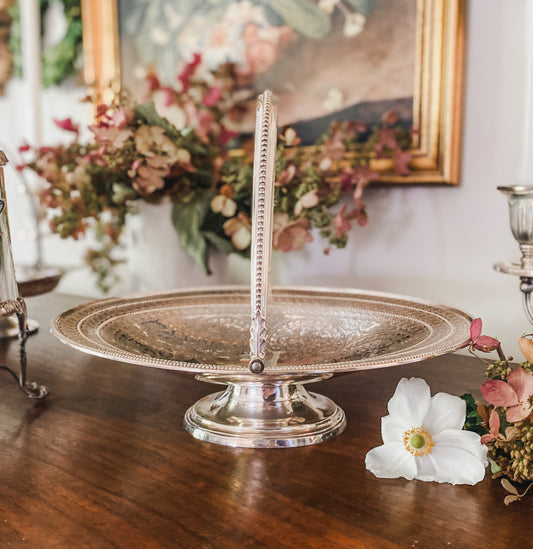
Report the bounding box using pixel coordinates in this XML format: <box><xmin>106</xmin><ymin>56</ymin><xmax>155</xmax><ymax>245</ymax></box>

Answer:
<box><xmin>460</xmin><ymin>393</ymin><xmax>485</xmax><ymax>435</ymax></box>
<box><xmin>260</xmin><ymin>0</ymin><xmax>331</xmax><ymax>39</ymax></box>
<box><xmin>134</xmin><ymin>102</ymin><xmax>180</xmax><ymax>138</ymax></box>
<box><xmin>487</xmin><ymin>457</ymin><xmax>501</xmax><ymax>475</ymax></box>
<box><xmin>203</xmin><ymin>231</ymin><xmax>235</xmax><ymax>255</ymax></box>
<box><xmin>171</xmin><ymin>194</ymin><xmax>213</xmax><ymax>274</ymax></box>
<box><xmin>345</xmin><ymin>0</ymin><xmax>376</xmax><ymax>15</ymax></box>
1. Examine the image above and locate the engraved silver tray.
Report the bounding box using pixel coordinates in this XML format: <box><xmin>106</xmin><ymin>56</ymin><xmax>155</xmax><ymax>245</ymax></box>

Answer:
<box><xmin>54</xmin><ymin>286</ymin><xmax>471</xmax><ymax>374</ymax></box>
<box><xmin>54</xmin><ymin>286</ymin><xmax>471</xmax><ymax>448</ymax></box>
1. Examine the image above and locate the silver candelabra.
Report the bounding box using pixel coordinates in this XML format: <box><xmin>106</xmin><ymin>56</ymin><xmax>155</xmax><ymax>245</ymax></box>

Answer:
<box><xmin>0</xmin><ymin>151</ymin><xmax>48</xmax><ymax>399</ymax></box>
<box><xmin>494</xmin><ymin>186</ymin><xmax>533</xmax><ymax>324</ymax></box>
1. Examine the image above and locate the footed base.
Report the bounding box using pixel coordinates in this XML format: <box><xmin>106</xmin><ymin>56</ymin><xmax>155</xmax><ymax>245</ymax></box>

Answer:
<box><xmin>184</xmin><ymin>374</ymin><xmax>346</xmax><ymax>448</ymax></box>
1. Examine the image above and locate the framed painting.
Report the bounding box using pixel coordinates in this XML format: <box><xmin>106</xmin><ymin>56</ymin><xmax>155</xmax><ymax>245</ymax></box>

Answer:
<box><xmin>81</xmin><ymin>0</ymin><xmax>466</xmax><ymax>184</ymax></box>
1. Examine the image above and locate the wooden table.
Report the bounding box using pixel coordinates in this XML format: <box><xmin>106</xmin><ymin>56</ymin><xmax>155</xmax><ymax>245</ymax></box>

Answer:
<box><xmin>0</xmin><ymin>293</ymin><xmax>531</xmax><ymax>548</ymax></box>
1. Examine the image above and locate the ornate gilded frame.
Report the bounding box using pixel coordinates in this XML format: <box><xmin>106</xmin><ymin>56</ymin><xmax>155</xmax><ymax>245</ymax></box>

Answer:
<box><xmin>80</xmin><ymin>0</ymin><xmax>466</xmax><ymax>185</ymax></box>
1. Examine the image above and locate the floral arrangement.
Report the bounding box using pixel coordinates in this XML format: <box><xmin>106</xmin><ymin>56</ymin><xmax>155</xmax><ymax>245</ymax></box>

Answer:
<box><xmin>18</xmin><ymin>55</ymin><xmax>412</xmax><ymax>290</ymax></box>
<box><xmin>366</xmin><ymin>318</ymin><xmax>533</xmax><ymax>504</ymax></box>
<box><xmin>462</xmin><ymin>319</ymin><xmax>533</xmax><ymax>504</ymax></box>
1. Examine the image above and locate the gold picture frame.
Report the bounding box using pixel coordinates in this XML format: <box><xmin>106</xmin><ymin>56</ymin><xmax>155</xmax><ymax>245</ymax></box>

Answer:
<box><xmin>80</xmin><ymin>0</ymin><xmax>466</xmax><ymax>185</ymax></box>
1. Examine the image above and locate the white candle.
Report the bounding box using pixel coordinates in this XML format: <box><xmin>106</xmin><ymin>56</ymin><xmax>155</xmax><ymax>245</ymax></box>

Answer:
<box><xmin>19</xmin><ymin>0</ymin><xmax>43</xmax><ymax>147</ymax></box>
<box><xmin>517</xmin><ymin>0</ymin><xmax>533</xmax><ymax>186</ymax></box>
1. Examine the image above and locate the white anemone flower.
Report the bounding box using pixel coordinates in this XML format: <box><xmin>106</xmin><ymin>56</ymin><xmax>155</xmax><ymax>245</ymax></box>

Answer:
<box><xmin>365</xmin><ymin>377</ymin><xmax>488</xmax><ymax>485</ymax></box>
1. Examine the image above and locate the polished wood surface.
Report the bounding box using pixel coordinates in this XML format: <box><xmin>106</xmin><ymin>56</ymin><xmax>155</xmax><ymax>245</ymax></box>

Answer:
<box><xmin>0</xmin><ymin>293</ymin><xmax>531</xmax><ymax>548</ymax></box>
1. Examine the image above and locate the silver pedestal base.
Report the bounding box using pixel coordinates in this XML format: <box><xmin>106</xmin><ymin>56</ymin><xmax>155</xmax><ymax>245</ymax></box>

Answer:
<box><xmin>184</xmin><ymin>374</ymin><xmax>346</xmax><ymax>448</ymax></box>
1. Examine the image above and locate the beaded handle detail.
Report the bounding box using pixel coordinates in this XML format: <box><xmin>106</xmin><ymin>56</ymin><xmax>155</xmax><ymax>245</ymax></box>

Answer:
<box><xmin>249</xmin><ymin>91</ymin><xmax>277</xmax><ymax>374</ymax></box>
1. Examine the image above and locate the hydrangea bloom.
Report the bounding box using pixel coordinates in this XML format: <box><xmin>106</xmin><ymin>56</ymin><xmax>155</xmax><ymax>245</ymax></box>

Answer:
<box><xmin>365</xmin><ymin>377</ymin><xmax>488</xmax><ymax>485</ymax></box>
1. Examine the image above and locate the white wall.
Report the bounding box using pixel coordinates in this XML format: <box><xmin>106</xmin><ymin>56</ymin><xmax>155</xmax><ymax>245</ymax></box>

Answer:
<box><xmin>0</xmin><ymin>0</ymin><xmax>530</xmax><ymax>360</ymax></box>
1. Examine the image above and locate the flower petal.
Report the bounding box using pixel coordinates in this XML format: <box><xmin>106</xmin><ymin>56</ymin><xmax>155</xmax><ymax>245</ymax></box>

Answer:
<box><xmin>474</xmin><ymin>335</ymin><xmax>500</xmax><ymax>352</ymax></box>
<box><xmin>387</xmin><ymin>377</ymin><xmax>431</xmax><ymax>427</ymax></box>
<box><xmin>423</xmin><ymin>392</ymin><xmax>466</xmax><ymax>434</ymax></box>
<box><xmin>365</xmin><ymin>443</ymin><xmax>417</xmax><ymax>480</ymax></box>
<box><xmin>221</xmin><ymin>197</ymin><xmax>237</xmax><ymax>217</ymax></box>
<box><xmin>433</xmin><ymin>429</ymin><xmax>488</xmax><ymax>463</ymax></box>
<box><xmin>415</xmin><ymin>444</ymin><xmax>487</xmax><ymax>485</ymax></box>
<box><xmin>506</xmin><ymin>401</ymin><xmax>532</xmax><ymax>423</ymax></box>
<box><xmin>481</xmin><ymin>379</ymin><xmax>519</xmax><ymax>407</ymax></box>
<box><xmin>519</xmin><ymin>336</ymin><xmax>533</xmax><ymax>363</ymax></box>
<box><xmin>381</xmin><ymin>415</ymin><xmax>406</xmax><ymax>444</ymax></box>
<box><xmin>507</xmin><ymin>367</ymin><xmax>533</xmax><ymax>402</ymax></box>
<box><xmin>488</xmin><ymin>408</ymin><xmax>500</xmax><ymax>435</ymax></box>
<box><xmin>480</xmin><ymin>433</ymin><xmax>495</xmax><ymax>445</ymax></box>
<box><xmin>470</xmin><ymin>318</ymin><xmax>482</xmax><ymax>341</ymax></box>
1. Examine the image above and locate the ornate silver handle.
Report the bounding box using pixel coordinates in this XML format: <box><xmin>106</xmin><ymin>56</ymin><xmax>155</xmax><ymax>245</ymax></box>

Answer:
<box><xmin>249</xmin><ymin>91</ymin><xmax>277</xmax><ymax>374</ymax></box>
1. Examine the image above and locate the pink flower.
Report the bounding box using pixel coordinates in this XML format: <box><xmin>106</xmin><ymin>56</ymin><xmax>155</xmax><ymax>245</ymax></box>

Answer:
<box><xmin>111</xmin><ymin>106</ymin><xmax>134</xmax><ymax>129</ymax></box>
<box><xmin>194</xmin><ymin>111</ymin><xmax>214</xmax><ymax>144</ymax></box>
<box><xmin>276</xmin><ymin>164</ymin><xmax>296</xmax><ymax>186</ymax></box>
<box><xmin>340</xmin><ymin>166</ymin><xmax>379</xmax><ymax>193</ymax></box>
<box><xmin>203</xmin><ymin>86</ymin><xmax>222</xmax><ymax>107</ymax></box>
<box><xmin>90</xmin><ymin>125</ymin><xmax>132</xmax><ymax>149</ymax></box>
<box><xmin>95</xmin><ymin>104</ymin><xmax>109</xmax><ymax>118</ymax></box>
<box><xmin>334</xmin><ymin>203</ymin><xmax>367</xmax><ymax>237</ymax></box>
<box><xmin>469</xmin><ymin>318</ymin><xmax>500</xmax><ymax>353</ymax></box>
<box><xmin>133</xmin><ymin>159</ymin><xmax>169</xmax><ymax>195</ymax></box>
<box><xmin>482</xmin><ymin>368</ymin><xmax>533</xmax><ymax>422</ymax></box>
<box><xmin>394</xmin><ymin>149</ymin><xmax>412</xmax><ymax>176</ymax></box>
<box><xmin>273</xmin><ymin>213</ymin><xmax>313</xmax><ymax>252</ymax></box>
<box><xmin>245</xmin><ymin>40</ymin><xmax>277</xmax><ymax>77</ymax></box>
<box><xmin>481</xmin><ymin>409</ymin><xmax>501</xmax><ymax>445</ymax></box>
<box><xmin>134</xmin><ymin>126</ymin><xmax>182</xmax><ymax>163</ymax></box>
<box><xmin>375</xmin><ymin>127</ymin><xmax>397</xmax><ymax>155</ymax></box>
<box><xmin>146</xmin><ymin>72</ymin><xmax>161</xmax><ymax>92</ymax></box>
<box><xmin>177</xmin><ymin>53</ymin><xmax>201</xmax><ymax>92</ymax></box>
<box><xmin>334</xmin><ymin>204</ymin><xmax>352</xmax><ymax>238</ymax></box>
<box><xmin>480</xmin><ymin>409</ymin><xmax>520</xmax><ymax>445</ymax></box>
<box><xmin>18</xmin><ymin>142</ymin><xmax>30</xmax><ymax>153</ymax></box>
<box><xmin>353</xmin><ymin>199</ymin><xmax>368</xmax><ymax>226</ymax></box>
<box><xmin>217</xmin><ymin>125</ymin><xmax>238</xmax><ymax>146</ymax></box>
<box><xmin>54</xmin><ymin>118</ymin><xmax>79</xmax><ymax>134</ymax></box>
<box><xmin>321</xmin><ymin>130</ymin><xmax>345</xmax><ymax>162</ymax></box>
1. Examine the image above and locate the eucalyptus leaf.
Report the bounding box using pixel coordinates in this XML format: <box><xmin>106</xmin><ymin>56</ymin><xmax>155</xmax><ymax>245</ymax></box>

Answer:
<box><xmin>134</xmin><ymin>102</ymin><xmax>180</xmax><ymax>138</ymax></box>
<box><xmin>260</xmin><ymin>0</ymin><xmax>331</xmax><ymax>39</ymax></box>
<box><xmin>345</xmin><ymin>0</ymin><xmax>376</xmax><ymax>15</ymax></box>
<box><xmin>171</xmin><ymin>194</ymin><xmax>213</xmax><ymax>274</ymax></box>
<box><xmin>203</xmin><ymin>231</ymin><xmax>235</xmax><ymax>255</ymax></box>
<box><xmin>504</xmin><ymin>495</ymin><xmax>519</xmax><ymax>506</ymax></box>
<box><xmin>501</xmin><ymin>478</ymin><xmax>519</xmax><ymax>495</ymax></box>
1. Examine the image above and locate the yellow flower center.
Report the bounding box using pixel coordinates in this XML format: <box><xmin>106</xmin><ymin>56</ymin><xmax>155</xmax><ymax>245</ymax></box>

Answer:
<box><xmin>403</xmin><ymin>427</ymin><xmax>434</xmax><ymax>456</ymax></box>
